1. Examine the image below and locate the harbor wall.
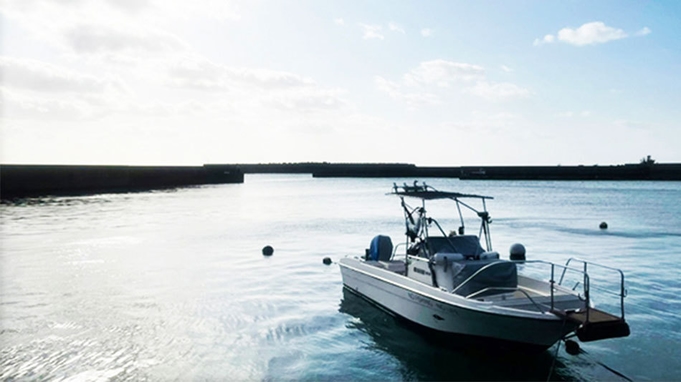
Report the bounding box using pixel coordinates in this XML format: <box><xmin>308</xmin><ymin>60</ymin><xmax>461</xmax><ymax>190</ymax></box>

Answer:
<box><xmin>7</xmin><ymin>161</ymin><xmax>673</xmax><ymax>199</ymax></box>
<box><xmin>457</xmin><ymin>163</ymin><xmax>681</xmax><ymax>180</ymax></box>
<box><xmin>309</xmin><ymin>163</ymin><xmax>421</xmax><ymax>177</ymax></box>
<box><xmin>0</xmin><ymin>164</ymin><xmax>244</xmax><ymax>199</ymax></box>
<box><xmin>229</xmin><ymin>162</ymin><xmax>681</xmax><ymax>180</ymax></box>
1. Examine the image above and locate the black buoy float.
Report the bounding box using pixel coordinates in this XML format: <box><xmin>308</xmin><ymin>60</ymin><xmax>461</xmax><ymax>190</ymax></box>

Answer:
<box><xmin>262</xmin><ymin>245</ymin><xmax>274</xmax><ymax>256</ymax></box>
<box><xmin>565</xmin><ymin>339</ymin><xmax>580</xmax><ymax>355</ymax></box>
<box><xmin>323</xmin><ymin>257</ymin><xmax>332</xmax><ymax>265</ymax></box>
<box><xmin>600</xmin><ymin>221</ymin><xmax>608</xmax><ymax>229</ymax></box>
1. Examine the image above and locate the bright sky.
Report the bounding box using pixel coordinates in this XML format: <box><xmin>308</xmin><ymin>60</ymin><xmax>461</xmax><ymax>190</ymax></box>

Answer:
<box><xmin>1</xmin><ymin>0</ymin><xmax>680</xmax><ymax>166</ymax></box>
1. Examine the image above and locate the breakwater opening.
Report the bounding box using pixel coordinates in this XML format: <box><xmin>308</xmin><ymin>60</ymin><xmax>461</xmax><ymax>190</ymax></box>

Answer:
<box><xmin>0</xmin><ymin>164</ymin><xmax>244</xmax><ymax>199</ymax></box>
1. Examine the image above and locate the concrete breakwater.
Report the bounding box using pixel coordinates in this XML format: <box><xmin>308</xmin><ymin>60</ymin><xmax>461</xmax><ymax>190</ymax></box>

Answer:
<box><xmin>311</xmin><ymin>163</ymin><xmax>681</xmax><ymax>180</ymax></box>
<box><xmin>0</xmin><ymin>164</ymin><xmax>243</xmax><ymax>199</ymax></box>
<box><xmin>229</xmin><ymin>162</ymin><xmax>681</xmax><ymax>180</ymax></box>
<box><xmin>457</xmin><ymin>163</ymin><xmax>681</xmax><ymax>180</ymax></box>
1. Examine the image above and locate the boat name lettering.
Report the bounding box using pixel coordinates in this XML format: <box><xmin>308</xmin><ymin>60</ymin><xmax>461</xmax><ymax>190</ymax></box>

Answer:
<box><xmin>413</xmin><ymin>267</ymin><xmax>431</xmax><ymax>276</ymax></box>
<box><xmin>407</xmin><ymin>292</ymin><xmax>434</xmax><ymax>307</ymax></box>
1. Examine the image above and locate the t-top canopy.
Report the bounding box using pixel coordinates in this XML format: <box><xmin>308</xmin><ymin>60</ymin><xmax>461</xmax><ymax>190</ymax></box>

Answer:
<box><xmin>390</xmin><ymin>182</ymin><xmax>493</xmax><ymax>200</ymax></box>
<box><xmin>391</xmin><ymin>190</ymin><xmax>493</xmax><ymax>200</ymax></box>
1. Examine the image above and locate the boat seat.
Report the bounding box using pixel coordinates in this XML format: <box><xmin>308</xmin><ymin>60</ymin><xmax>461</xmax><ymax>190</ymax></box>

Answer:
<box><xmin>451</xmin><ymin>260</ymin><xmax>518</xmax><ymax>297</ymax></box>
<box><xmin>425</xmin><ymin>236</ymin><xmax>485</xmax><ymax>258</ymax></box>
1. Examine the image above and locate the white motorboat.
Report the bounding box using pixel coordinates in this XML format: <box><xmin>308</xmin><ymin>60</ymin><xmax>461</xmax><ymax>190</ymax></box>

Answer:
<box><xmin>338</xmin><ymin>181</ymin><xmax>630</xmax><ymax>352</ymax></box>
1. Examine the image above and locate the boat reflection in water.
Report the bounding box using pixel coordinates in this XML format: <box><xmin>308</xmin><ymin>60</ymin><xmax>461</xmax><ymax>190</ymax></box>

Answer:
<box><xmin>339</xmin><ymin>287</ymin><xmax>576</xmax><ymax>381</ymax></box>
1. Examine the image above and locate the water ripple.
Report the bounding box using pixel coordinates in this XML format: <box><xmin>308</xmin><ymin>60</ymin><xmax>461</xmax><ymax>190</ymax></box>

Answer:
<box><xmin>1</xmin><ymin>177</ymin><xmax>679</xmax><ymax>381</ymax></box>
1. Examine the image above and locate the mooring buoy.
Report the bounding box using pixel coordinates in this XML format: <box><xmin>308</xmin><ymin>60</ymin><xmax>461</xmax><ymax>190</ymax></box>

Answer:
<box><xmin>599</xmin><ymin>222</ymin><xmax>608</xmax><ymax>229</ymax></box>
<box><xmin>262</xmin><ymin>245</ymin><xmax>274</xmax><ymax>256</ymax></box>
<box><xmin>323</xmin><ymin>257</ymin><xmax>332</xmax><ymax>265</ymax></box>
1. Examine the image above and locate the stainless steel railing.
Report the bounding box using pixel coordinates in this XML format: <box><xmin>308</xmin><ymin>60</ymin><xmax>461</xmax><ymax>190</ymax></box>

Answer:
<box><xmin>559</xmin><ymin>257</ymin><xmax>627</xmax><ymax>320</ymax></box>
<box><xmin>450</xmin><ymin>259</ymin><xmax>590</xmax><ymax>314</ymax></box>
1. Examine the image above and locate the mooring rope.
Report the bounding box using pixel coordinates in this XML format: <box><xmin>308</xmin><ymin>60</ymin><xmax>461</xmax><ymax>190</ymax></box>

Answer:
<box><xmin>546</xmin><ymin>335</ymin><xmax>634</xmax><ymax>382</ymax></box>
<box><xmin>546</xmin><ymin>339</ymin><xmax>562</xmax><ymax>381</ymax></box>
<box><xmin>581</xmin><ymin>349</ymin><xmax>634</xmax><ymax>382</ymax></box>
<box><xmin>546</xmin><ymin>316</ymin><xmax>568</xmax><ymax>381</ymax></box>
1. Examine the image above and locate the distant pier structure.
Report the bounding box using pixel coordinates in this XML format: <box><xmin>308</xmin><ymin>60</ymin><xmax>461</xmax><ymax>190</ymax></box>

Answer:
<box><xmin>0</xmin><ymin>164</ymin><xmax>243</xmax><ymax>199</ymax></box>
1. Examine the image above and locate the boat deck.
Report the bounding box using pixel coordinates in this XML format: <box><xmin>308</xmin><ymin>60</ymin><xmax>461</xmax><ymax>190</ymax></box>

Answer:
<box><xmin>564</xmin><ymin>308</ymin><xmax>621</xmax><ymax>324</ymax></box>
<box><xmin>554</xmin><ymin>307</ymin><xmax>630</xmax><ymax>342</ymax></box>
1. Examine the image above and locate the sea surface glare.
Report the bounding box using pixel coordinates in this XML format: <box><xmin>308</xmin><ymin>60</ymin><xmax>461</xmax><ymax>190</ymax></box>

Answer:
<box><xmin>1</xmin><ymin>175</ymin><xmax>680</xmax><ymax>381</ymax></box>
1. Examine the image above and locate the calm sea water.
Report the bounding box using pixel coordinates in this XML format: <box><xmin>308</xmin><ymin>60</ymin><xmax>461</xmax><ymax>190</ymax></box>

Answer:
<box><xmin>1</xmin><ymin>175</ymin><xmax>680</xmax><ymax>381</ymax></box>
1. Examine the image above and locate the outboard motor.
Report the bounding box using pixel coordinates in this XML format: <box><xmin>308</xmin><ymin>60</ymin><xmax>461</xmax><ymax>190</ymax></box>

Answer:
<box><xmin>367</xmin><ymin>235</ymin><xmax>393</xmax><ymax>261</ymax></box>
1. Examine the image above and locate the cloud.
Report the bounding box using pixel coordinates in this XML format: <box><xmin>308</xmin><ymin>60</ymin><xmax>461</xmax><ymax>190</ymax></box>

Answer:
<box><xmin>166</xmin><ymin>56</ymin><xmax>316</xmax><ymax>91</ymax></box>
<box><xmin>333</xmin><ymin>18</ymin><xmax>345</xmax><ymax>26</ymax></box>
<box><xmin>388</xmin><ymin>22</ymin><xmax>405</xmax><ymax>34</ymax></box>
<box><xmin>534</xmin><ymin>21</ymin><xmax>639</xmax><ymax>46</ymax></box>
<box><xmin>354</xmin><ymin>22</ymin><xmax>405</xmax><ymax>40</ymax></box>
<box><xmin>466</xmin><ymin>81</ymin><xmax>530</xmax><ymax>100</ymax></box>
<box><xmin>356</xmin><ymin>22</ymin><xmax>405</xmax><ymax>40</ymax></box>
<box><xmin>0</xmin><ymin>56</ymin><xmax>111</xmax><ymax>93</ymax></box>
<box><xmin>0</xmin><ymin>0</ymin><xmax>231</xmax><ymax>56</ymax></box>
<box><xmin>64</xmin><ymin>24</ymin><xmax>188</xmax><ymax>54</ymax></box>
<box><xmin>155</xmin><ymin>0</ymin><xmax>242</xmax><ymax>21</ymax></box>
<box><xmin>533</xmin><ymin>34</ymin><xmax>555</xmax><ymax>46</ymax></box>
<box><xmin>421</xmin><ymin>28</ymin><xmax>433</xmax><ymax>37</ymax></box>
<box><xmin>376</xmin><ymin>59</ymin><xmax>529</xmax><ymax>105</ymax></box>
<box><xmin>1</xmin><ymin>87</ymin><xmax>97</xmax><ymax>120</ymax></box>
<box><xmin>374</xmin><ymin>76</ymin><xmax>401</xmax><ymax>98</ymax></box>
<box><xmin>374</xmin><ymin>76</ymin><xmax>439</xmax><ymax>107</ymax></box>
<box><xmin>500</xmin><ymin>65</ymin><xmax>513</xmax><ymax>73</ymax></box>
<box><xmin>556</xmin><ymin>110</ymin><xmax>592</xmax><ymax>118</ymax></box>
<box><xmin>614</xmin><ymin>119</ymin><xmax>649</xmax><ymax>130</ymax></box>
<box><xmin>558</xmin><ymin>22</ymin><xmax>627</xmax><ymax>45</ymax></box>
<box><xmin>163</xmin><ymin>55</ymin><xmax>350</xmax><ymax>114</ymax></box>
<box><xmin>403</xmin><ymin>60</ymin><xmax>485</xmax><ymax>87</ymax></box>
<box><xmin>103</xmin><ymin>0</ymin><xmax>152</xmax><ymax>13</ymax></box>
<box><xmin>264</xmin><ymin>88</ymin><xmax>349</xmax><ymax>112</ymax></box>
<box><xmin>635</xmin><ymin>27</ymin><xmax>651</xmax><ymax>36</ymax></box>
<box><xmin>360</xmin><ymin>23</ymin><xmax>384</xmax><ymax>40</ymax></box>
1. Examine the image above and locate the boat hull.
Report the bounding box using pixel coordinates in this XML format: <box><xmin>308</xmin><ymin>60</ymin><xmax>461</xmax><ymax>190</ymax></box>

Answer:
<box><xmin>339</xmin><ymin>257</ymin><xmax>578</xmax><ymax>351</ymax></box>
